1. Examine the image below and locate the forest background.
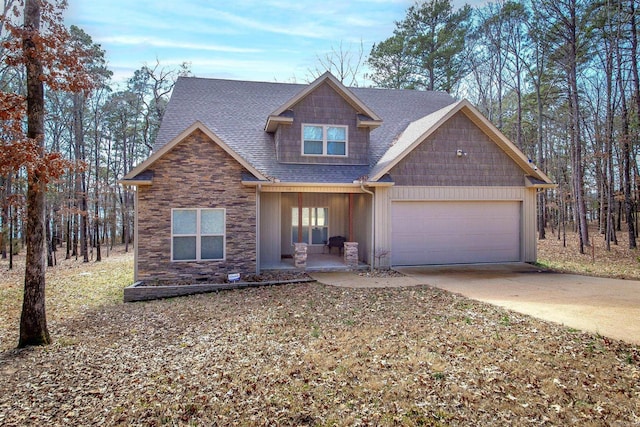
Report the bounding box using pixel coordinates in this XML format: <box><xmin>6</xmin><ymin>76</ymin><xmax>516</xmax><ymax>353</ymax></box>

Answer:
<box><xmin>1</xmin><ymin>0</ymin><xmax>639</xmax><ymax>274</ymax></box>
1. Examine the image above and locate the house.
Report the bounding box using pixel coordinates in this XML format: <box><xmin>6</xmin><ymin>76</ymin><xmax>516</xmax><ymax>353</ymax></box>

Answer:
<box><xmin>121</xmin><ymin>72</ymin><xmax>555</xmax><ymax>283</ymax></box>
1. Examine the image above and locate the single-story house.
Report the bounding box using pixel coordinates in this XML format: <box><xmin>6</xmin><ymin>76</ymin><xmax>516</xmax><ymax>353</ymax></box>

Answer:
<box><xmin>121</xmin><ymin>72</ymin><xmax>554</xmax><ymax>282</ymax></box>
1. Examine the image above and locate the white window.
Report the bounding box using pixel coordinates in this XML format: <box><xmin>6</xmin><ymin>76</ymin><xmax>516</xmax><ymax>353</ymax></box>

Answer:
<box><xmin>292</xmin><ymin>207</ymin><xmax>328</xmax><ymax>245</ymax></box>
<box><xmin>172</xmin><ymin>208</ymin><xmax>225</xmax><ymax>261</ymax></box>
<box><xmin>302</xmin><ymin>124</ymin><xmax>347</xmax><ymax>156</ymax></box>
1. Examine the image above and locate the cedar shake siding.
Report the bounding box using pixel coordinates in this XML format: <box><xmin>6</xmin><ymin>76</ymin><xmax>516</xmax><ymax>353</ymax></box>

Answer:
<box><xmin>136</xmin><ymin>129</ymin><xmax>256</xmax><ymax>282</ymax></box>
<box><xmin>389</xmin><ymin>112</ymin><xmax>525</xmax><ymax>186</ymax></box>
<box><xmin>275</xmin><ymin>82</ymin><xmax>369</xmax><ymax>165</ymax></box>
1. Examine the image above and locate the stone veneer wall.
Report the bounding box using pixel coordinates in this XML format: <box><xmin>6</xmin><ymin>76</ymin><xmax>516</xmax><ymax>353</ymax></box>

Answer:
<box><xmin>136</xmin><ymin>129</ymin><xmax>257</xmax><ymax>282</ymax></box>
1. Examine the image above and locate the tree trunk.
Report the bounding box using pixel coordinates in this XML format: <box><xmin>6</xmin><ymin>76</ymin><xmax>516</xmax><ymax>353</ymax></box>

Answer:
<box><xmin>535</xmin><ymin>78</ymin><xmax>546</xmax><ymax>240</ymax></box>
<box><xmin>72</xmin><ymin>211</ymin><xmax>78</xmax><ymax>258</ymax></box>
<box><xmin>632</xmin><ymin>0</ymin><xmax>640</xmax><ymax>151</ymax></box>
<box><xmin>19</xmin><ymin>0</ymin><xmax>50</xmax><ymax>347</ymax></box>
<box><xmin>629</xmin><ymin>0</ymin><xmax>640</xmax><ymax>246</ymax></box>
<box><xmin>93</xmin><ymin>104</ymin><xmax>101</xmax><ymax>262</ymax></box>
<box><xmin>567</xmin><ymin>2</ymin><xmax>589</xmax><ymax>252</ymax></box>
<box><xmin>73</xmin><ymin>93</ymin><xmax>89</xmax><ymax>262</ymax></box>
<box><xmin>1</xmin><ymin>175</ymin><xmax>8</xmax><ymax>258</ymax></box>
<box><xmin>617</xmin><ymin>38</ymin><xmax>636</xmax><ymax>248</ymax></box>
<box><xmin>65</xmin><ymin>210</ymin><xmax>71</xmax><ymax>259</ymax></box>
<box><xmin>9</xmin><ymin>202</ymin><xmax>13</xmax><ymax>269</ymax></box>
<box><xmin>46</xmin><ymin>210</ymin><xmax>53</xmax><ymax>267</ymax></box>
<box><xmin>123</xmin><ymin>190</ymin><xmax>130</xmax><ymax>253</ymax></box>
<box><xmin>604</xmin><ymin>26</ymin><xmax>615</xmax><ymax>250</ymax></box>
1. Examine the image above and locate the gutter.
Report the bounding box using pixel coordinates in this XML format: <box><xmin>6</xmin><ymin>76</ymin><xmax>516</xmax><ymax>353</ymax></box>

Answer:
<box><xmin>241</xmin><ymin>180</ymin><xmax>394</xmax><ymax>188</ymax></box>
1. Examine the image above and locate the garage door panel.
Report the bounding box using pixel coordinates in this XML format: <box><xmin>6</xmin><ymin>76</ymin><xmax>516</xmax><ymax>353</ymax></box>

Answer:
<box><xmin>391</xmin><ymin>201</ymin><xmax>520</xmax><ymax>265</ymax></box>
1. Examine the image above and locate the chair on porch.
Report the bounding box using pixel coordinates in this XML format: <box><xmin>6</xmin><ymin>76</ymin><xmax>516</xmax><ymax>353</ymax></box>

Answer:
<box><xmin>324</xmin><ymin>236</ymin><xmax>346</xmax><ymax>255</ymax></box>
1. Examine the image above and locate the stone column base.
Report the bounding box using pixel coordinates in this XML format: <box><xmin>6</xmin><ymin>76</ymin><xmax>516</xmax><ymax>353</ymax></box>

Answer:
<box><xmin>344</xmin><ymin>242</ymin><xmax>358</xmax><ymax>268</ymax></box>
<box><xmin>293</xmin><ymin>242</ymin><xmax>308</xmax><ymax>269</ymax></box>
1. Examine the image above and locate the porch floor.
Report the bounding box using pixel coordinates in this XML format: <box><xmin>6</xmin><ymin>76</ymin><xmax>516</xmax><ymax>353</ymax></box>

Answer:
<box><xmin>261</xmin><ymin>253</ymin><xmax>369</xmax><ymax>272</ymax></box>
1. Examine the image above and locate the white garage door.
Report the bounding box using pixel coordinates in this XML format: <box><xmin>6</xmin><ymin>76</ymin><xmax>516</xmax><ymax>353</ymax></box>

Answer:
<box><xmin>391</xmin><ymin>201</ymin><xmax>521</xmax><ymax>265</ymax></box>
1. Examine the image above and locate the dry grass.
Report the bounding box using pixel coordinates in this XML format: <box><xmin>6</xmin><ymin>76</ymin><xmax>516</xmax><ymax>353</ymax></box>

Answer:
<box><xmin>538</xmin><ymin>227</ymin><xmax>640</xmax><ymax>280</ymax></box>
<box><xmin>0</xmin><ymin>248</ymin><xmax>133</xmax><ymax>351</ymax></box>
<box><xmin>0</xmin><ymin>238</ymin><xmax>638</xmax><ymax>426</ymax></box>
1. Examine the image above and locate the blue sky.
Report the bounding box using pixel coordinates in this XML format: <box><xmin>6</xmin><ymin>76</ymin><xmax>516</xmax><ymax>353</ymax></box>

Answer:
<box><xmin>65</xmin><ymin>0</ymin><xmax>482</xmax><ymax>85</ymax></box>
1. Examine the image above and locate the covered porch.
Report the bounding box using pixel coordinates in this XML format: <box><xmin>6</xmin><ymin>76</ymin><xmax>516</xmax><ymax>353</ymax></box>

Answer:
<box><xmin>257</xmin><ymin>188</ymin><xmax>374</xmax><ymax>272</ymax></box>
<box><xmin>261</xmin><ymin>252</ymin><xmax>369</xmax><ymax>272</ymax></box>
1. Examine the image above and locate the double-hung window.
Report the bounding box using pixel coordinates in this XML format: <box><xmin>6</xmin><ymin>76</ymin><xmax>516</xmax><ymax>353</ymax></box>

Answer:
<box><xmin>172</xmin><ymin>208</ymin><xmax>225</xmax><ymax>261</ymax></box>
<box><xmin>302</xmin><ymin>124</ymin><xmax>347</xmax><ymax>156</ymax></box>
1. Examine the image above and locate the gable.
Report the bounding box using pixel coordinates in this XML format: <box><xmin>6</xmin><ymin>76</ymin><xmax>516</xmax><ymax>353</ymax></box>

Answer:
<box><xmin>388</xmin><ymin>111</ymin><xmax>526</xmax><ymax>186</ymax></box>
<box><xmin>121</xmin><ymin>122</ymin><xmax>268</xmax><ymax>185</ymax></box>
<box><xmin>265</xmin><ymin>72</ymin><xmax>382</xmax><ymax>132</ymax></box>
<box><xmin>142</xmin><ymin>128</ymin><xmax>254</xmax><ymax>189</ymax></box>
<box><xmin>369</xmin><ymin>99</ymin><xmax>552</xmax><ymax>185</ymax></box>
<box><xmin>275</xmin><ymin>81</ymin><xmax>370</xmax><ymax>165</ymax></box>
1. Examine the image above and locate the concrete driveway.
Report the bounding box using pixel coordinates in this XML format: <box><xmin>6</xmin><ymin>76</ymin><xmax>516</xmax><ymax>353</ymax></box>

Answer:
<box><xmin>311</xmin><ymin>264</ymin><xmax>640</xmax><ymax>345</ymax></box>
<box><xmin>395</xmin><ymin>264</ymin><xmax>640</xmax><ymax>345</ymax></box>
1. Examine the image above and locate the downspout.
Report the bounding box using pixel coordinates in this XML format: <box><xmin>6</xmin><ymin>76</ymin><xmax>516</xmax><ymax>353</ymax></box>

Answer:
<box><xmin>133</xmin><ymin>187</ymin><xmax>139</xmax><ymax>281</ymax></box>
<box><xmin>360</xmin><ymin>181</ymin><xmax>375</xmax><ymax>271</ymax></box>
<box><xmin>256</xmin><ymin>184</ymin><xmax>261</xmax><ymax>275</ymax></box>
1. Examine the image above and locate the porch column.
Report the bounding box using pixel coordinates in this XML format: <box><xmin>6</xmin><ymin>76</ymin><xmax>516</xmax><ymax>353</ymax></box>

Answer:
<box><xmin>348</xmin><ymin>193</ymin><xmax>354</xmax><ymax>241</ymax></box>
<box><xmin>294</xmin><ymin>242</ymin><xmax>308</xmax><ymax>269</ymax></box>
<box><xmin>344</xmin><ymin>242</ymin><xmax>358</xmax><ymax>268</ymax></box>
<box><xmin>297</xmin><ymin>192</ymin><xmax>303</xmax><ymax>243</ymax></box>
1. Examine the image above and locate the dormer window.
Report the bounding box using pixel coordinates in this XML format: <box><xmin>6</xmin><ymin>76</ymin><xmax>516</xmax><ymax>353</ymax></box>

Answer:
<box><xmin>302</xmin><ymin>124</ymin><xmax>347</xmax><ymax>156</ymax></box>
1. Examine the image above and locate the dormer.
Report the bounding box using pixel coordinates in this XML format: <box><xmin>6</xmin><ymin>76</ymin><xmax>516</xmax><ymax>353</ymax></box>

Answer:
<box><xmin>265</xmin><ymin>72</ymin><xmax>382</xmax><ymax>165</ymax></box>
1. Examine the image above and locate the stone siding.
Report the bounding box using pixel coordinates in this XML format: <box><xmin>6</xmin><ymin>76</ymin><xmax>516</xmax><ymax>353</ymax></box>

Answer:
<box><xmin>389</xmin><ymin>112</ymin><xmax>525</xmax><ymax>186</ymax></box>
<box><xmin>124</xmin><ymin>279</ymin><xmax>315</xmax><ymax>303</ymax></box>
<box><xmin>343</xmin><ymin>242</ymin><xmax>359</xmax><ymax>267</ymax></box>
<box><xmin>275</xmin><ymin>82</ymin><xmax>369</xmax><ymax>165</ymax></box>
<box><xmin>294</xmin><ymin>242</ymin><xmax>307</xmax><ymax>269</ymax></box>
<box><xmin>136</xmin><ymin>129</ymin><xmax>257</xmax><ymax>282</ymax></box>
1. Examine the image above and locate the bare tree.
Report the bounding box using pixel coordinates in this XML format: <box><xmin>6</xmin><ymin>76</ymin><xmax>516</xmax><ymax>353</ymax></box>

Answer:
<box><xmin>307</xmin><ymin>40</ymin><xmax>366</xmax><ymax>86</ymax></box>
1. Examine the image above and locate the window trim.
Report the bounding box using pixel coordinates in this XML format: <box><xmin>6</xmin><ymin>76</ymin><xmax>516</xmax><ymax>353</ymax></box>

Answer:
<box><xmin>291</xmin><ymin>206</ymin><xmax>329</xmax><ymax>246</ymax></box>
<box><xmin>171</xmin><ymin>208</ymin><xmax>226</xmax><ymax>262</ymax></box>
<box><xmin>301</xmin><ymin>124</ymin><xmax>348</xmax><ymax>157</ymax></box>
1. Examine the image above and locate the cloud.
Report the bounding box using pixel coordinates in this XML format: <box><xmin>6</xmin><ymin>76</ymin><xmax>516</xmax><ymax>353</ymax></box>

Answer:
<box><xmin>97</xmin><ymin>36</ymin><xmax>263</xmax><ymax>53</ymax></box>
<box><xmin>66</xmin><ymin>0</ymin><xmax>414</xmax><ymax>85</ymax></box>
<box><xmin>204</xmin><ymin>8</ymin><xmax>334</xmax><ymax>40</ymax></box>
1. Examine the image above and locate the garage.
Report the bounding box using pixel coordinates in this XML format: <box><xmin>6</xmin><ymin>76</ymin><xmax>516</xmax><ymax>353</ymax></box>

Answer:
<box><xmin>391</xmin><ymin>201</ymin><xmax>521</xmax><ymax>265</ymax></box>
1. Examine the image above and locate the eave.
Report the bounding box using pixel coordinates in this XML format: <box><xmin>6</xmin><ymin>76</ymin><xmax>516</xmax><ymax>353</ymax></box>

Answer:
<box><xmin>264</xmin><ymin>115</ymin><xmax>294</xmax><ymax>132</ymax></box>
<box><xmin>357</xmin><ymin>115</ymin><xmax>383</xmax><ymax>129</ymax></box>
<box><xmin>241</xmin><ymin>180</ymin><xmax>395</xmax><ymax>192</ymax></box>
<box><xmin>119</xmin><ymin>179</ymin><xmax>152</xmax><ymax>186</ymax></box>
<box><xmin>526</xmin><ymin>176</ymin><xmax>558</xmax><ymax>189</ymax></box>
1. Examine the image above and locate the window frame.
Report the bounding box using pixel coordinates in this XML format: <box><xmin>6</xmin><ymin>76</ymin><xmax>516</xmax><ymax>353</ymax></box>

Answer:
<box><xmin>301</xmin><ymin>124</ymin><xmax>348</xmax><ymax>157</ymax></box>
<box><xmin>171</xmin><ymin>208</ymin><xmax>226</xmax><ymax>262</ymax></box>
<box><xmin>291</xmin><ymin>206</ymin><xmax>329</xmax><ymax>246</ymax></box>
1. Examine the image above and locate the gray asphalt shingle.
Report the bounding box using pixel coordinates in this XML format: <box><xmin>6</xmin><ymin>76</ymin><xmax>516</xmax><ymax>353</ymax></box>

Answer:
<box><xmin>154</xmin><ymin>76</ymin><xmax>456</xmax><ymax>183</ymax></box>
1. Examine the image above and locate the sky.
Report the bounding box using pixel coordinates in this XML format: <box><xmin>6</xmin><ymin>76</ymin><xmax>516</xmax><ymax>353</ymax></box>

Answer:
<box><xmin>65</xmin><ymin>0</ymin><xmax>483</xmax><ymax>86</ymax></box>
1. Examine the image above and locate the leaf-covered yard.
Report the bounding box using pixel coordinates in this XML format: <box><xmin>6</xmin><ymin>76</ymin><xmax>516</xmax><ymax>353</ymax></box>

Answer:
<box><xmin>0</xmin><ymin>246</ymin><xmax>639</xmax><ymax>426</ymax></box>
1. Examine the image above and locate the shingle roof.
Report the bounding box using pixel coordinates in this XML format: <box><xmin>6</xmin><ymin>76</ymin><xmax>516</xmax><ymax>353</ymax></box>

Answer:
<box><xmin>153</xmin><ymin>76</ymin><xmax>457</xmax><ymax>184</ymax></box>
